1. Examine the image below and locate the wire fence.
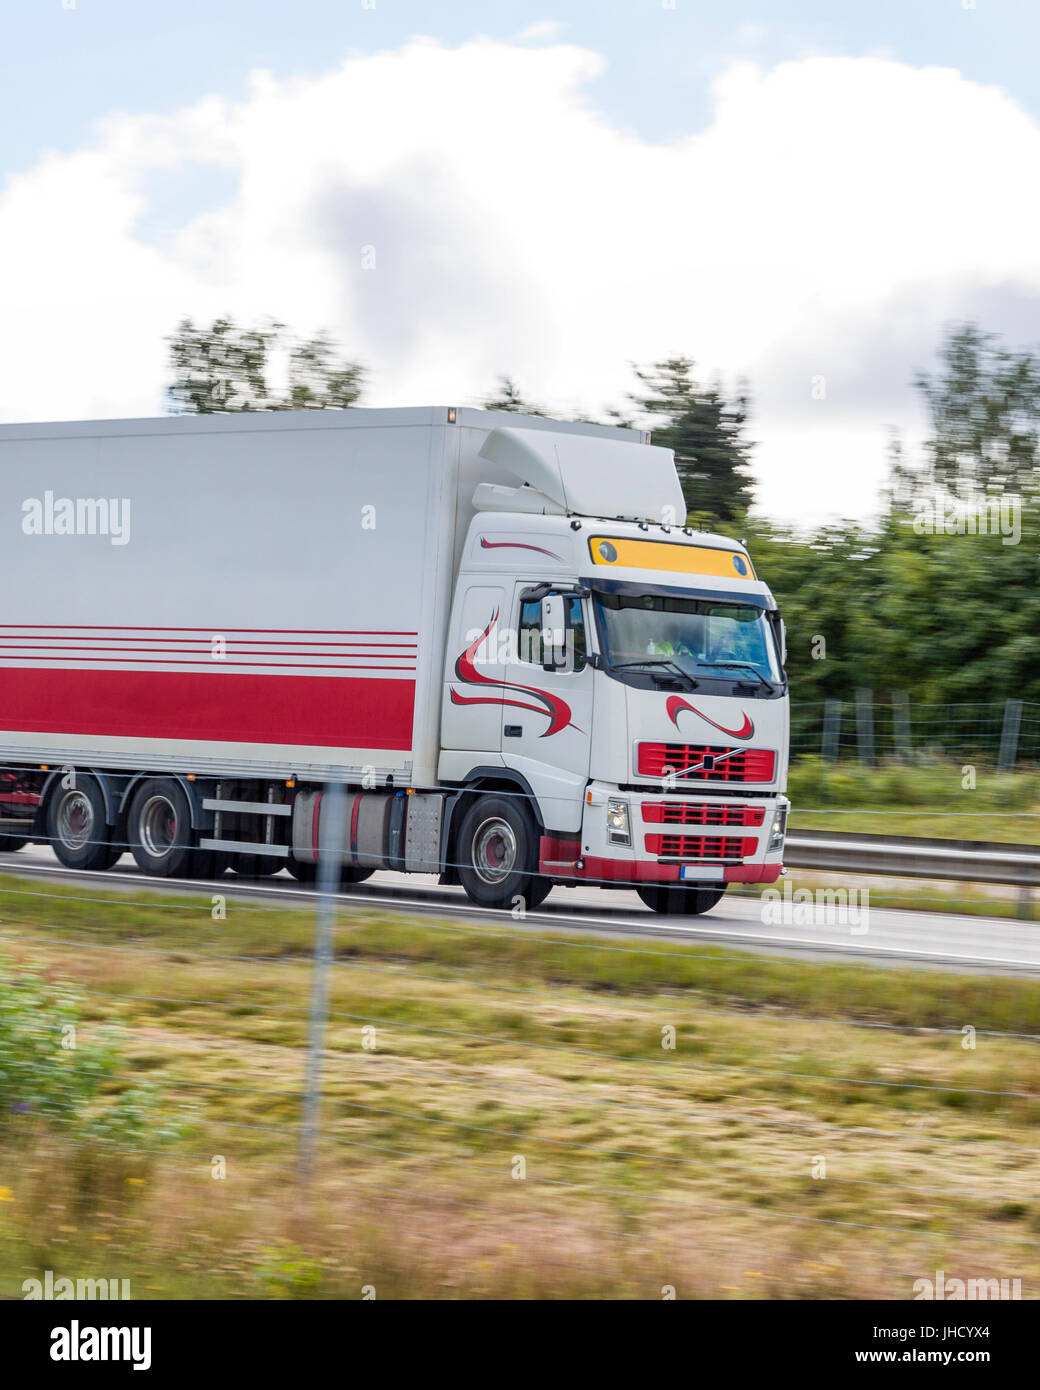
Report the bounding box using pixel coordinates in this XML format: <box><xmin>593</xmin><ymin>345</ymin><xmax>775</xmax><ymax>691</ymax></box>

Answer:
<box><xmin>790</xmin><ymin>697</ymin><xmax>1040</xmax><ymax>767</ymax></box>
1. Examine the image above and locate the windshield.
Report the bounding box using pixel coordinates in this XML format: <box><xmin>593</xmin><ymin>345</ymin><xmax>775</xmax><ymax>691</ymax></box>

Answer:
<box><xmin>593</xmin><ymin>590</ymin><xmax>781</xmax><ymax>683</ymax></box>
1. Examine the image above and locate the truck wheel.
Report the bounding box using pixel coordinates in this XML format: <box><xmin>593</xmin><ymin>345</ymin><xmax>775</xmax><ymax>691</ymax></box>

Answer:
<box><xmin>0</xmin><ymin>830</ymin><xmax>28</xmax><ymax>852</ymax></box>
<box><xmin>285</xmin><ymin>855</ymin><xmax>317</xmax><ymax>883</ymax></box>
<box><xmin>636</xmin><ymin>883</ymin><xmax>727</xmax><ymax>916</ymax></box>
<box><xmin>46</xmin><ymin>776</ymin><xmax>119</xmax><ymax>871</ymax></box>
<box><xmin>456</xmin><ymin>795</ymin><xmax>550</xmax><ymax>911</ymax></box>
<box><xmin>229</xmin><ymin>853</ymin><xmax>282</xmax><ymax>878</ymax></box>
<box><xmin>286</xmin><ymin>857</ymin><xmax>373</xmax><ymax>887</ymax></box>
<box><xmin>127</xmin><ymin>778</ymin><xmax>197</xmax><ymax>877</ymax></box>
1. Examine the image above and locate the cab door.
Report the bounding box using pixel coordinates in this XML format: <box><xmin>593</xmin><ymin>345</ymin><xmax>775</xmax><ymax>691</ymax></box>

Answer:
<box><xmin>500</xmin><ymin>584</ymin><xmax>594</xmax><ymax>834</ymax></box>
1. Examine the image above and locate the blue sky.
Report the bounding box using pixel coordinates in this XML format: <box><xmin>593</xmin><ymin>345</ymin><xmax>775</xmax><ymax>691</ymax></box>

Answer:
<box><xmin>5</xmin><ymin>0</ymin><xmax>1039</xmax><ymax>177</ymax></box>
<box><xmin>2</xmin><ymin>2</ymin><xmax>1039</xmax><ymax>521</ymax></box>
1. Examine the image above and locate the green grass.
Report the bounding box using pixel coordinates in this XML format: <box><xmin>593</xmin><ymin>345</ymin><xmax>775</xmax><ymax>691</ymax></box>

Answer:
<box><xmin>1</xmin><ymin>876</ymin><xmax>1039</xmax><ymax>1299</ymax></box>
<box><xmin>788</xmin><ymin>757</ymin><xmax>1040</xmax><ymax>844</ymax></box>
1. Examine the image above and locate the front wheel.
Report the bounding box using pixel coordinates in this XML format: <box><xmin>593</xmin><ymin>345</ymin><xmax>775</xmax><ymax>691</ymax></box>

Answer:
<box><xmin>636</xmin><ymin>883</ymin><xmax>727</xmax><ymax>916</ymax></box>
<box><xmin>456</xmin><ymin>794</ymin><xmax>550</xmax><ymax>911</ymax></box>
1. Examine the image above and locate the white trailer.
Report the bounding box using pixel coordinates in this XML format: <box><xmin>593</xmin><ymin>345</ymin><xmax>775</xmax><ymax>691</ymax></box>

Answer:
<box><xmin>0</xmin><ymin>406</ymin><xmax>789</xmax><ymax>913</ymax></box>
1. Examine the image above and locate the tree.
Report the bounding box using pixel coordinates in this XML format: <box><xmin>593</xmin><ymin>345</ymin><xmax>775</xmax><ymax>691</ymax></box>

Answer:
<box><xmin>166</xmin><ymin>317</ymin><xmax>364</xmax><ymax>414</ymax></box>
<box><xmin>911</xmin><ymin>321</ymin><xmax>1040</xmax><ymax>501</ymax></box>
<box><xmin>479</xmin><ymin>376</ymin><xmax>544</xmax><ymax>415</ymax></box>
<box><xmin>628</xmin><ymin>357</ymin><xmax>755</xmax><ymax>523</ymax></box>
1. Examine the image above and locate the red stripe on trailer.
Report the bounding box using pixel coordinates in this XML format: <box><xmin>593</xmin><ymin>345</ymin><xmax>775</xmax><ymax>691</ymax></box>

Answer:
<box><xmin>0</xmin><ymin>668</ymin><xmax>415</xmax><ymax>750</ymax></box>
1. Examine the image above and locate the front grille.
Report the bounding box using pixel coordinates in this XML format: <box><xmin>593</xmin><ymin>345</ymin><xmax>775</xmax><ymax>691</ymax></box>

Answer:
<box><xmin>642</xmin><ymin>802</ymin><xmax>765</xmax><ymax>827</ymax></box>
<box><xmin>636</xmin><ymin>742</ymin><xmax>776</xmax><ymax>782</ymax></box>
<box><xmin>645</xmin><ymin>833</ymin><xmax>758</xmax><ymax>860</ymax></box>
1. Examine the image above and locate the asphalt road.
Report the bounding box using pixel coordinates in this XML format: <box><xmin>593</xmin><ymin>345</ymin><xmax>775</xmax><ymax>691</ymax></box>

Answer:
<box><xmin>2</xmin><ymin>843</ymin><xmax>1038</xmax><ymax>975</ymax></box>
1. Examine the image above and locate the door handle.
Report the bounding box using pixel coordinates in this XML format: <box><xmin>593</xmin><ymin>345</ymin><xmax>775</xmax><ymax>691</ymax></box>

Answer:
<box><xmin>504</xmin><ymin>725</ymin><xmax>523</xmax><ymax>738</ymax></box>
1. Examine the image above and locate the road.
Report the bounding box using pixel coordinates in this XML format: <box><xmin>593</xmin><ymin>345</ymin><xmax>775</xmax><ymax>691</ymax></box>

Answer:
<box><xmin>2</xmin><ymin>843</ymin><xmax>1038</xmax><ymax>975</ymax></box>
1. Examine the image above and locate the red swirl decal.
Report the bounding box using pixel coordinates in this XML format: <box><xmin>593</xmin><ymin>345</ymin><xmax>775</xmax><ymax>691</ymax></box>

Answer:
<box><xmin>450</xmin><ymin>609</ymin><xmax>576</xmax><ymax>737</ymax></box>
<box><xmin>479</xmin><ymin>537</ymin><xmax>563</xmax><ymax>560</ymax></box>
<box><xmin>666</xmin><ymin>695</ymin><xmax>754</xmax><ymax>740</ymax></box>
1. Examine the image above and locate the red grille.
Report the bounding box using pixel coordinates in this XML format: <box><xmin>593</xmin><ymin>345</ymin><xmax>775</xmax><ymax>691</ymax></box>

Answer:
<box><xmin>642</xmin><ymin>802</ymin><xmax>765</xmax><ymax>827</ymax></box>
<box><xmin>636</xmin><ymin>743</ymin><xmax>776</xmax><ymax>782</ymax></box>
<box><xmin>645</xmin><ymin>833</ymin><xmax>757</xmax><ymax>860</ymax></box>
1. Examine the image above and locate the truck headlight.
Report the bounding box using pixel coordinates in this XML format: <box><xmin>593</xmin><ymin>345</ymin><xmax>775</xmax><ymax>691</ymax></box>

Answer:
<box><xmin>606</xmin><ymin>799</ymin><xmax>630</xmax><ymax>846</ymax></box>
<box><xmin>768</xmin><ymin>800</ymin><xmax>789</xmax><ymax>853</ymax></box>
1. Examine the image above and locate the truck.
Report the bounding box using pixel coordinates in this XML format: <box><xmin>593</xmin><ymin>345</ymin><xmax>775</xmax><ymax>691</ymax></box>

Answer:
<box><xmin>0</xmin><ymin>406</ymin><xmax>789</xmax><ymax>914</ymax></box>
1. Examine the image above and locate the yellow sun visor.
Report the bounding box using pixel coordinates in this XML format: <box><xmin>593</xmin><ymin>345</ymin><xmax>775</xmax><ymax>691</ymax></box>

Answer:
<box><xmin>588</xmin><ymin>536</ymin><xmax>755</xmax><ymax>580</ymax></box>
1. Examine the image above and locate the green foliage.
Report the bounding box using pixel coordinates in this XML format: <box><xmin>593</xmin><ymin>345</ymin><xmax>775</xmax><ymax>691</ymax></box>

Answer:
<box><xmin>786</xmin><ymin>755</ymin><xmax>1040</xmax><ymax>811</ymax></box>
<box><xmin>629</xmin><ymin>357</ymin><xmax>755</xmax><ymax>523</ymax></box>
<box><xmin>735</xmin><ymin>494</ymin><xmax>1040</xmax><ymax>707</ymax></box>
<box><xmin>256</xmin><ymin>1246</ymin><xmax>325</xmax><ymax>1298</ymax></box>
<box><xmin>167</xmin><ymin>317</ymin><xmax>364</xmax><ymax>414</ymax></box>
<box><xmin>908</xmin><ymin>321</ymin><xmax>1040</xmax><ymax>500</ymax></box>
<box><xmin>0</xmin><ymin>961</ymin><xmax>184</xmax><ymax>1147</ymax></box>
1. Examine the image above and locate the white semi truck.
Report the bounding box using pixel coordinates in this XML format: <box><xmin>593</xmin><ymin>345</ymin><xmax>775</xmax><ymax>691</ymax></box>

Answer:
<box><xmin>0</xmin><ymin>406</ymin><xmax>789</xmax><ymax>914</ymax></box>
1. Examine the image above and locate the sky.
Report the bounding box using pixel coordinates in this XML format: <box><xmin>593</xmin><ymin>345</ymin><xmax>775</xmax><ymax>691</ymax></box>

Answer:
<box><xmin>2</xmin><ymin>0</ymin><xmax>1040</xmax><ymax>523</ymax></box>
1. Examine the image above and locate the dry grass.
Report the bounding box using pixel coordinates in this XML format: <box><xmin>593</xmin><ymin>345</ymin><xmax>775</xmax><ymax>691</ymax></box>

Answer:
<box><xmin>1</xmin><ymin>876</ymin><xmax>1038</xmax><ymax>1299</ymax></box>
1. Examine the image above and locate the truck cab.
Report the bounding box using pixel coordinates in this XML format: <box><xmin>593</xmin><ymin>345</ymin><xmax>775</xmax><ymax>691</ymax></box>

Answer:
<box><xmin>439</xmin><ymin>423</ymin><xmax>789</xmax><ymax>915</ymax></box>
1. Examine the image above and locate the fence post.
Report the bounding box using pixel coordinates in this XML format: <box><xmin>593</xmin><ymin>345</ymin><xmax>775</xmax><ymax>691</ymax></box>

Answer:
<box><xmin>855</xmin><ymin>689</ymin><xmax>875</xmax><ymax>767</ymax></box>
<box><xmin>300</xmin><ymin>776</ymin><xmax>348</xmax><ymax>1191</ymax></box>
<box><xmin>998</xmin><ymin>699</ymin><xmax>1023</xmax><ymax>773</ymax></box>
<box><xmin>892</xmin><ymin>692</ymin><xmax>911</xmax><ymax>762</ymax></box>
<box><xmin>822</xmin><ymin>700</ymin><xmax>842</xmax><ymax>761</ymax></box>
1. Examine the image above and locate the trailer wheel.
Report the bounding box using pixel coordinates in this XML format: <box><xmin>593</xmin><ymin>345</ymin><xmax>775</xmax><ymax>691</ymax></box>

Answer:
<box><xmin>46</xmin><ymin>776</ymin><xmax>120</xmax><ymax>871</ymax></box>
<box><xmin>456</xmin><ymin>795</ymin><xmax>550</xmax><ymax>911</ymax></box>
<box><xmin>126</xmin><ymin>778</ymin><xmax>197</xmax><ymax>877</ymax></box>
<box><xmin>636</xmin><ymin>883</ymin><xmax>727</xmax><ymax>916</ymax></box>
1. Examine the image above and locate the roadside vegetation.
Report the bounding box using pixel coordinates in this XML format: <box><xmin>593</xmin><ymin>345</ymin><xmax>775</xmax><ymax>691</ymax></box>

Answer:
<box><xmin>788</xmin><ymin>756</ymin><xmax>1040</xmax><ymax>846</ymax></box>
<box><xmin>1</xmin><ymin>878</ymin><xmax>1037</xmax><ymax>1299</ymax></box>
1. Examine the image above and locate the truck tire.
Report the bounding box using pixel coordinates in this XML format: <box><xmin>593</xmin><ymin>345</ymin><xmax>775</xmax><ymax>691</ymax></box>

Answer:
<box><xmin>456</xmin><ymin>794</ymin><xmax>550</xmax><ymax>911</ymax></box>
<box><xmin>285</xmin><ymin>856</ymin><xmax>374</xmax><ymax>887</ymax></box>
<box><xmin>228</xmin><ymin>853</ymin><xmax>281</xmax><ymax>878</ymax></box>
<box><xmin>0</xmin><ymin>830</ymin><xmax>28</xmax><ymax>852</ymax></box>
<box><xmin>46</xmin><ymin>776</ymin><xmax>120</xmax><ymax>871</ymax></box>
<box><xmin>126</xmin><ymin>778</ymin><xmax>197</xmax><ymax>878</ymax></box>
<box><xmin>636</xmin><ymin>883</ymin><xmax>727</xmax><ymax>916</ymax></box>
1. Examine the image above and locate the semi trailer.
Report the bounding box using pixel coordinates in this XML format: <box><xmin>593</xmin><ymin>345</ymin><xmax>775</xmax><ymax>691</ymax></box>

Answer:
<box><xmin>0</xmin><ymin>406</ymin><xmax>789</xmax><ymax>914</ymax></box>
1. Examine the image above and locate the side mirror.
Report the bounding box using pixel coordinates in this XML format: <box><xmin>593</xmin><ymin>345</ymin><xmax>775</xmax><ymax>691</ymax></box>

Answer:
<box><xmin>540</xmin><ymin>594</ymin><xmax>567</xmax><ymax>671</ymax></box>
<box><xmin>779</xmin><ymin>618</ymin><xmax>787</xmax><ymax>669</ymax></box>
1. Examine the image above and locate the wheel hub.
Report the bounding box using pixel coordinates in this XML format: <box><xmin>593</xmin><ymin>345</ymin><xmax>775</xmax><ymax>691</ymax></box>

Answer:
<box><xmin>56</xmin><ymin>790</ymin><xmax>94</xmax><ymax>851</ymax></box>
<box><xmin>139</xmin><ymin>794</ymin><xmax>178</xmax><ymax>859</ymax></box>
<box><xmin>472</xmin><ymin>816</ymin><xmax>518</xmax><ymax>885</ymax></box>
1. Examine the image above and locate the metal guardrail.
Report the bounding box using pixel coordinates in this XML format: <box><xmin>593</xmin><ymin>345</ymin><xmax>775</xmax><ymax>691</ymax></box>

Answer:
<box><xmin>787</xmin><ymin>829</ymin><xmax>1040</xmax><ymax>888</ymax></box>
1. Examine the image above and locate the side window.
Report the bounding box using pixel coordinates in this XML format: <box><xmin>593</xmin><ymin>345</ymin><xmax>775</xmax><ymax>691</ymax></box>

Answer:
<box><xmin>518</xmin><ymin>599</ymin><xmax>543</xmax><ymax>666</ymax></box>
<box><xmin>567</xmin><ymin>597</ymin><xmax>587</xmax><ymax>664</ymax></box>
<box><xmin>517</xmin><ymin>595</ymin><xmax>587</xmax><ymax>671</ymax></box>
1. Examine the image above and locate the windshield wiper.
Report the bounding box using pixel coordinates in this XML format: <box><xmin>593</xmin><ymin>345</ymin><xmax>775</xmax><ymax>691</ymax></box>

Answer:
<box><xmin>706</xmin><ymin>661</ymin><xmax>775</xmax><ymax>693</ymax></box>
<box><xmin>611</xmin><ymin>660</ymin><xmax>699</xmax><ymax>689</ymax></box>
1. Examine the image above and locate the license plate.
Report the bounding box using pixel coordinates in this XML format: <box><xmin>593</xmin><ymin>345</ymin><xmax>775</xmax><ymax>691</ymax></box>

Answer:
<box><xmin>680</xmin><ymin>865</ymin><xmax>725</xmax><ymax>881</ymax></box>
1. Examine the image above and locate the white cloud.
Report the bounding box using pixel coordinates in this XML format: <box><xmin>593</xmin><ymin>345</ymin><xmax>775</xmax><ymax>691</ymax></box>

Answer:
<box><xmin>2</xmin><ymin>40</ymin><xmax>1039</xmax><ymax>523</ymax></box>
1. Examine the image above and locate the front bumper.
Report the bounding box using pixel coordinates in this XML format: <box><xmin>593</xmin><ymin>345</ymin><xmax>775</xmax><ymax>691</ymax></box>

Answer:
<box><xmin>539</xmin><ymin>781</ymin><xmax>787</xmax><ymax>886</ymax></box>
